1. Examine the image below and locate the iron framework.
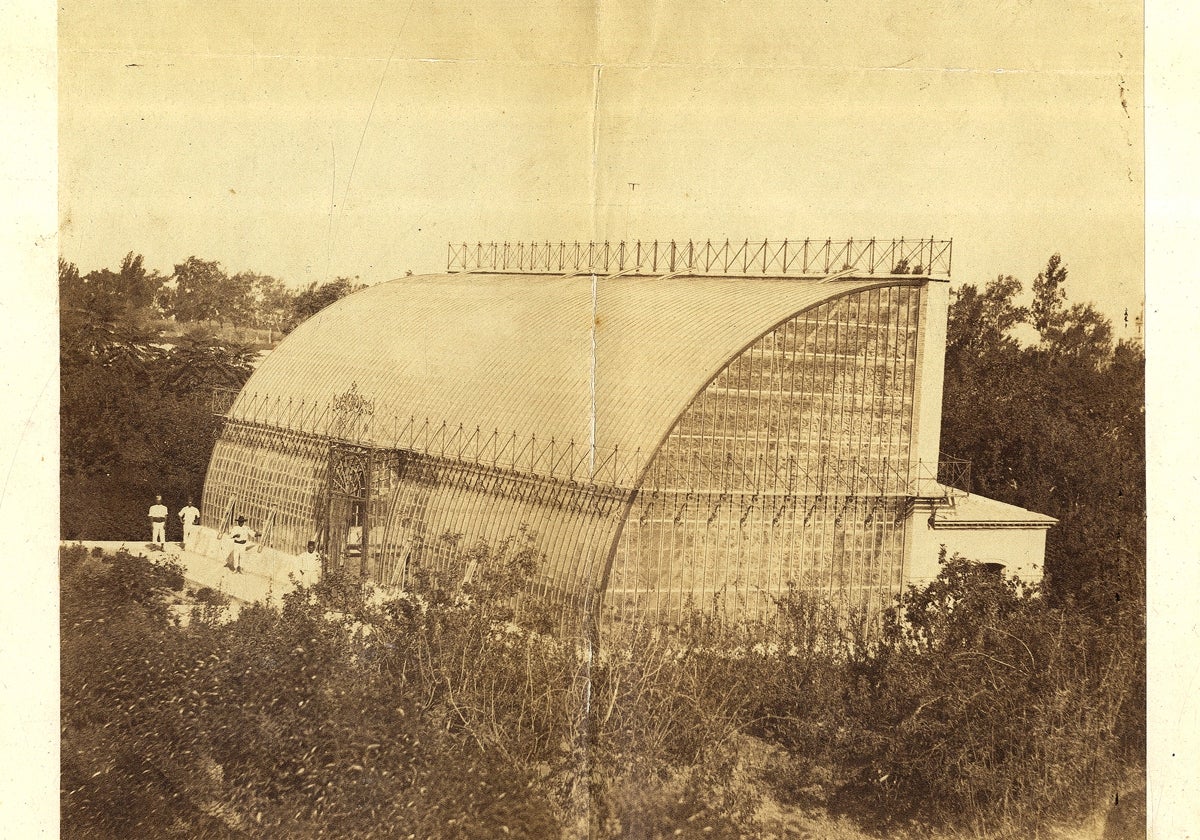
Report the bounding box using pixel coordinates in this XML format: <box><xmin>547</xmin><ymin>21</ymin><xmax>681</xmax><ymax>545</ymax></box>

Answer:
<box><xmin>212</xmin><ymin>386</ymin><xmax>967</xmax><ymax>503</ymax></box>
<box><xmin>202</xmin><ymin>268</ymin><xmax>965</xmax><ymax>626</ymax></box>
<box><xmin>447</xmin><ymin>238</ymin><xmax>952</xmax><ymax>278</ymax></box>
<box><xmin>606</xmin><ymin>284</ymin><xmax>923</xmax><ymax>621</ymax></box>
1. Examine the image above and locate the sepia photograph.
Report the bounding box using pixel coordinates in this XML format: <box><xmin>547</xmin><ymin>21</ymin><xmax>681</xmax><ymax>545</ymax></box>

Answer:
<box><xmin>32</xmin><ymin>0</ymin><xmax>1167</xmax><ymax>836</ymax></box>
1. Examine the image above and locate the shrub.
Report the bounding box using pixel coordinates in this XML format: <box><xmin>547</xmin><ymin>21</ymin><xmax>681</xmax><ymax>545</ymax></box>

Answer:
<box><xmin>756</xmin><ymin>554</ymin><xmax>1139</xmax><ymax>835</ymax></box>
<box><xmin>62</xmin><ymin>540</ymin><xmax>1138</xmax><ymax>838</ymax></box>
<box><xmin>61</xmin><ymin>544</ymin><xmax>562</xmax><ymax>838</ymax></box>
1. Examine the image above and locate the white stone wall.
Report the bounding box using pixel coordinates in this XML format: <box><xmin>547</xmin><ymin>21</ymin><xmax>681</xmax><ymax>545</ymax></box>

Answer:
<box><xmin>185</xmin><ymin>526</ymin><xmax>321</xmax><ymax>582</ymax></box>
<box><xmin>905</xmin><ymin>505</ymin><xmax>1049</xmax><ymax>587</ymax></box>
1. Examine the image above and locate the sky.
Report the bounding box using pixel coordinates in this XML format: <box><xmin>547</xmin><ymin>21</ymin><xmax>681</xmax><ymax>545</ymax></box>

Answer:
<box><xmin>58</xmin><ymin>0</ymin><xmax>1144</xmax><ymax>328</ymax></box>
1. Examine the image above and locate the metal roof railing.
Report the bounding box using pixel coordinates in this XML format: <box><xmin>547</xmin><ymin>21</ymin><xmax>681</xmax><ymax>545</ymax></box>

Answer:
<box><xmin>911</xmin><ymin>457</ymin><xmax>972</xmax><ymax>500</ymax></box>
<box><xmin>447</xmin><ymin>238</ymin><xmax>952</xmax><ymax>278</ymax></box>
<box><xmin>213</xmin><ymin>386</ymin><xmax>970</xmax><ymax>500</ymax></box>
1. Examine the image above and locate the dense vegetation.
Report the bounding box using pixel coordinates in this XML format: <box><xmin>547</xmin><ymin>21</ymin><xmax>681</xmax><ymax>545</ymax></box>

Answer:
<box><xmin>58</xmin><ymin>254</ymin><xmax>361</xmax><ymax>540</ymax></box>
<box><xmin>942</xmin><ymin>256</ymin><xmax>1145</xmax><ymax>613</ymax></box>
<box><xmin>939</xmin><ymin>257</ymin><xmax>1145</xmax><ymax>765</ymax></box>
<box><xmin>59</xmin><ymin>252</ymin><xmax>1144</xmax><ymax>837</ymax></box>
<box><xmin>62</xmin><ymin>544</ymin><xmax>1140</xmax><ymax>838</ymax></box>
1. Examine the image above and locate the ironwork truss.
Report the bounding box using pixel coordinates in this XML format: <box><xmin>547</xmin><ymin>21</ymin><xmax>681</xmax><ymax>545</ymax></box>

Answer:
<box><xmin>212</xmin><ymin>386</ymin><xmax>645</xmax><ymax>489</ymax></box>
<box><xmin>447</xmin><ymin>238</ymin><xmax>952</xmax><ymax>278</ymax></box>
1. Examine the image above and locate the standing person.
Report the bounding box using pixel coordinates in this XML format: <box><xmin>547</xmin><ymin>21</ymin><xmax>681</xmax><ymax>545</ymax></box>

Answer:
<box><xmin>297</xmin><ymin>540</ymin><xmax>322</xmax><ymax>580</ymax></box>
<box><xmin>229</xmin><ymin>515</ymin><xmax>253</xmax><ymax>573</ymax></box>
<box><xmin>178</xmin><ymin>497</ymin><xmax>201</xmax><ymax>551</ymax></box>
<box><xmin>148</xmin><ymin>494</ymin><xmax>168</xmax><ymax>548</ymax></box>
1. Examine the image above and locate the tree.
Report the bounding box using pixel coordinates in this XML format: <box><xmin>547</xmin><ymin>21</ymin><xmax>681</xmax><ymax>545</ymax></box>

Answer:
<box><xmin>218</xmin><ymin>271</ymin><xmax>257</xmax><ymax>326</ymax></box>
<box><xmin>112</xmin><ymin>252</ymin><xmax>161</xmax><ymax>312</ymax></box>
<box><xmin>282</xmin><ymin>277</ymin><xmax>363</xmax><ymax>333</ymax></box>
<box><xmin>58</xmin><ymin>257</ymin><xmax>81</xmax><ymax>302</ymax></box>
<box><xmin>157</xmin><ymin>328</ymin><xmax>257</xmax><ymax>396</ymax></box>
<box><xmin>243</xmin><ymin>272</ymin><xmax>294</xmax><ymax>331</ymax></box>
<box><xmin>164</xmin><ymin>256</ymin><xmax>239</xmax><ymax>323</ymax></box>
<box><xmin>945</xmin><ymin>274</ymin><xmax>1028</xmax><ymax>362</ymax></box>
<box><xmin>1037</xmin><ymin>301</ymin><xmax>1115</xmax><ymax>370</ymax></box>
<box><xmin>60</xmin><ymin>255</ymin><xmax>166</xmax><ymax>479</ymax></box>
<box><xmin>941</xmin><ymin>255</ymin><xmax>1144</xmax><ymax>619</ymax></box>
<box><xmin>1030</xmin><ymin>253</ymin><xmax>1068</xmax><ymax>335</ymax></box>
<box><xmin>61</xmin><ymin>252</ymin><xmax>164</xmax><ymax>321</ymax></box>
<box><xmin>60</xmin><ymin>253</ymin><xmax>257</xmax><ymax>535</ymax></box>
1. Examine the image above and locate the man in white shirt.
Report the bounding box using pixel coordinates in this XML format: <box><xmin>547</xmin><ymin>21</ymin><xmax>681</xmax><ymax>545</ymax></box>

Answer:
<box><xmin>148</xmin><ymin>495</ymin><xmax>168</xmax><ymax>547</ymax></box>
<box><xmin>297</xmin><ymin>540</ymin><xmax>322</xmax><ymax>580</ymax></box>
<box><xmin>178</xmin><ymin>498</ymin><xmax>201</xmax><ymax>550</ymax></box>
<box><xmin>229</xmin><ymin>516</ymin><xmax>254</xmax><ymax>573</ymax></box>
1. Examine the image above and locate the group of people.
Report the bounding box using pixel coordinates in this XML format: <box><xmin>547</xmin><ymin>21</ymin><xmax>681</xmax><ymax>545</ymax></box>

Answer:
<box><xmin>147</xmin><ymin>493</ymin><xmax>322</xmax><ymax>578</ymax></box>
<box><xmin>225</xmin><ymin>520</ymin><xmax>321</xmax><ymax>577</ymax></box>
<box><xmin>147</xmin><ymin>494</ymin><xmax>249</xmax><ymax>571</ymax></box>
<box><xmin>147</xmin><ymin>494</ymin><xmax>201</xmax><ymax>550</ymax></box>
<box><xmin>148</xmin><ymin>493</ymin><xmax>254</xmax><ymax>572</ymax></box>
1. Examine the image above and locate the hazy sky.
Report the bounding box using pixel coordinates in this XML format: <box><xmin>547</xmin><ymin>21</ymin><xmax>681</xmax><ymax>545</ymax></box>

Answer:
<box><xmin>59</xmin><ymin>0</ymin><xmax>1143</xmax><ymax>325</ymax></box>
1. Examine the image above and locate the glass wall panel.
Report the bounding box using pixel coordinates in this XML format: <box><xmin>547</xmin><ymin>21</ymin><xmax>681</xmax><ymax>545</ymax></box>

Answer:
<box><xmin>606</xmin><ymin>285</ymin><xmax>920</xmax><ymax>622</ymax></box>
<box><xmin>201</xmin><ymin>423</ymin><xmax>328</xmax><ymax>556</ymax></box>
<box><xmin>374</xmin><ymin>456</ymin><xmax>629</xmax><ymax>621</ymax></box>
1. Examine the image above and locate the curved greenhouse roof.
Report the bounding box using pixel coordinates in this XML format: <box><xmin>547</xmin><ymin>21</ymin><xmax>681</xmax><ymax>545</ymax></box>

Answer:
<box><xmin>228</xmin><ymin>272</ymin><xmax>921</xmax><ymax>486</ymax></box>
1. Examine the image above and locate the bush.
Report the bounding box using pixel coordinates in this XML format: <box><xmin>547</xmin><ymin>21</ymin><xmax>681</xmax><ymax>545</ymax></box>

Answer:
<box><xmin>585</xmin><ymin>618</ymin><xmax>769</xmax><ymax>837</ymax></box>
<box><xmin>752</xmin><ymin>554</ymin><xmax>1139</xmax><ymax>836</ymax></box>
<box><xmin>858</xmin><ymin>557</ymin><xmax>1135</xmax><ymax>833</ymax></box>
<box><xmin>61</xmin><ymin>539</ymin><xmax>1139</xmax><ymax>838</ymax></box>
<box><xmin>61</xmin><ymin>544</ymin><xmax>562</xmax><ymax>838</ymax></box>
<box><xmin>60</xmin><ymin>536</ymin><xmax>772</xmax><ymax>838</ymax></box>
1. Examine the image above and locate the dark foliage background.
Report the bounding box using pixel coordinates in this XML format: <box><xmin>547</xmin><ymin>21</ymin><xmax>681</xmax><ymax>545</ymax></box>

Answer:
<box><xmin>938</xmin><ymin>256</ymin><xmax>1145</xmax><ymax>758</ymax></box>
<box><xmin>941</xmin><ymin>257</ymin><xmax>1145</xmax><ymax>611</ymax></box>
<box><xmin>59</xmin><ymin>255</ymin><xmax>359</xmax><ymax>540</ymax></box>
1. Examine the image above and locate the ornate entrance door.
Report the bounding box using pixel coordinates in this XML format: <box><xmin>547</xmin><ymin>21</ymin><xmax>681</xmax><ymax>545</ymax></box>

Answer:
<box><xmin>326</xmin><ymin>443</ymin><xmax>371</xmax><ymax>576</ymax></box>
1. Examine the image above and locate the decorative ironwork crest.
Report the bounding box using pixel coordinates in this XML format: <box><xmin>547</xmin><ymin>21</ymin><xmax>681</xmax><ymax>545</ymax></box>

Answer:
<box><xmin>330</xmin><ymin>382</ymin><xmax>375</xmax><ymax>441</ymax></box>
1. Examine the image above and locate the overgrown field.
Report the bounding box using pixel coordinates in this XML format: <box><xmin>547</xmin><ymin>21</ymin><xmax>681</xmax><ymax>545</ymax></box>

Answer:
<box><xmin>61</xmin><ymin>540</ymin><xmax>1143</xmax><ymax>839</ymax></box>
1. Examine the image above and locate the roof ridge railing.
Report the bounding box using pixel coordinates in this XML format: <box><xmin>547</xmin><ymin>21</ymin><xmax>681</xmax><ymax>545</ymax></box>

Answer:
<box><xmin>447</xmin><ymin>238</ymin><xmax>951</xmax><ymax>278</ymax></box>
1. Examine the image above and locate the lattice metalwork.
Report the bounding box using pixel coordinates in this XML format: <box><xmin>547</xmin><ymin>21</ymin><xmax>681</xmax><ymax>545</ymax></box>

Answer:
<box><xmin>203</xmin><ymin>273</ymin><xmax>953</xmax><ymax>628</ymax></box>
<box><xmin>374</xmin><ymin>454</ymin><xmax>628</xmax><ymax>622</ymax></box>
<box><xmin>324</xmin><ymin>443</ymin><xmax>372</xmax><ymax>574</ymax></box>
<box><xmin>215</xmin><ymin>391</ymin><xmax>646</xmax><ymax>490</ymax></box>
<box><xmin>448</xmin><ymin>238</ymin><xmax>952</xmax><ymax>278</ymax></box>
<box><xmin>605</xmin><ymin>286</ymin><xmax>922</xmax><ymax>623</ymax></box>
<box><xmin>201</xmin><ymin>423</ymin><xmax>329</xmax><ymax>555</ymax></box>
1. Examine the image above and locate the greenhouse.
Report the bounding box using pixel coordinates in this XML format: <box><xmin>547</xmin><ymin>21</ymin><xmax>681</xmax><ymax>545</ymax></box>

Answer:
<box><xmin>198</xmin><ymin>239</ymin><xmax>1054</xmax><ymax>626</ymax></box>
